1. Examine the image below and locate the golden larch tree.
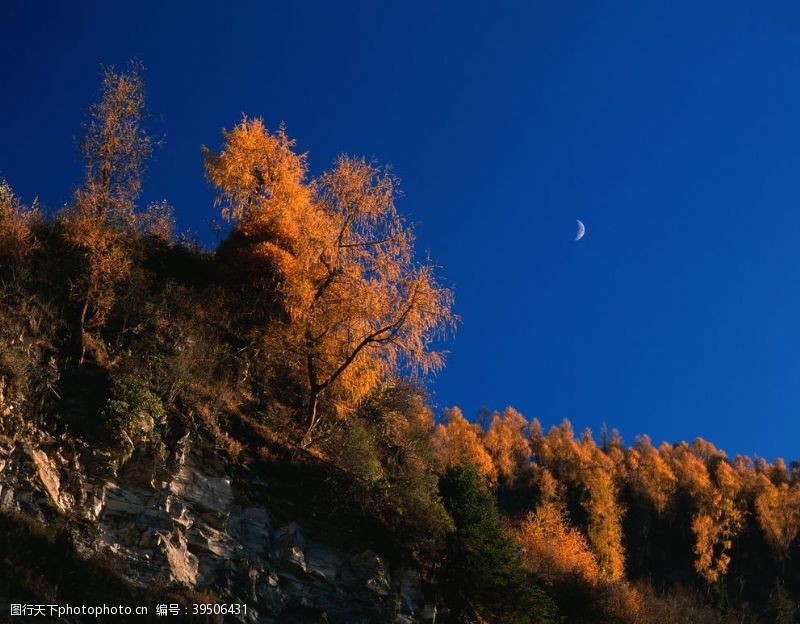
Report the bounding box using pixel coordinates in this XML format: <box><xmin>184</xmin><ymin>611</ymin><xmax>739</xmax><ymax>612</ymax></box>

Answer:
<box><xmin>582</xmin><ymin>463</ymin><xmax>627</xmax><ymax>581</ymax></box>
<box><xmin>626</xmin><ymin>435</ymin><xmax>677</xmax><ymax>514</ymax></box>
<box><xmin>755</xmin><ymin>476</ymin><xmax>800</xmax><ymax>561</ymax></box>
<box><xmin>203</xmin><ymin>117</ymin><xmax>314</xmax><ymax>296</ymax></box>
<box><xmin>517</xmin><ymin>500</ymin><xmax>601</xmax><ymax>586</ymax></box>
<box><xmin>531</xmin><ymin>421</ymin><xmax>626</xmax><ymax>581</ymax></box>
<box><xmin>767</xmin><ymin>458</ymin><xmax>792</xmax><ymax>485</ymax></box>
<box><xmin>663</xmin><ymin>440</ymin><xmax>740</xmax><ymax>585</ymax></box>
<box><xmin>690</xmin><ymin>460</ymin><xmax>745</xmax><ymax>585</ymax></box>
<box><xmin>533</xmin><ymin>419</ymin><xmax>585</xmax><ymax>484</ymax></box>
<box><xmin>664</xmin><ymin>441</ymin><xmax>713</xmax><ymax>498</ymax></box>
<box><xmin>432</xmin><ymin>407</ymin><xmax>497</xmax><ymax>483</ymax></box>
<box><xmin>518</xmin><ymin>467</ymin><xmax>601</xmax><ymax>585</ymax></box>
<box><xmin>0</xmin><ymin>181</ymin><xmax>39</xmax><ymax>264</ymax></box>
<box><xmin>483</xmin><ymin>406</ymin><xmax>531</xmax><ymax>486</ymax></box>
<box><xmin>63</xmin><ymin>61</ymin><xmax>153</xmax><ymax>365</ymax></box>
<box><xmin>205</xmin><ymin>119</ymin><xmax>456</xmax><ymax>445</ymax></box>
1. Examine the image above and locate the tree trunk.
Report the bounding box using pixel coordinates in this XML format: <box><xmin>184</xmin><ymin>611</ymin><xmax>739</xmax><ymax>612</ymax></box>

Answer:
<box><xmin>78</xmin><ymin>298</ymin><xmax>90</xmax><ymax>367</ymax></box>
<box><xmin>301</xmin><ymin>390</ymin><xmax>320</xmax><ymax>448</ymax></box>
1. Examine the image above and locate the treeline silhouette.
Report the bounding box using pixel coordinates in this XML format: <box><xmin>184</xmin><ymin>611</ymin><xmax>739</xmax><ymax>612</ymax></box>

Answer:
<box><xmin>1</xmin><ymin>62</ymin><xmax>798</xmax><ymax>623</ymax></box>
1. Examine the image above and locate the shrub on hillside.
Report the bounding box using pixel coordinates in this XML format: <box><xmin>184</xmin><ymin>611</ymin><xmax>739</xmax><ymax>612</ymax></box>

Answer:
<box><xmin>102</xmin><ymin>374</ymin><xmax>166</xmax><ymax>466</ymax></box>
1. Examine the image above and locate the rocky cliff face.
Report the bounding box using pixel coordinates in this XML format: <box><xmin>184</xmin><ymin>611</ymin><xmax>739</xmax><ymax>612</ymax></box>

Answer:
<box><xmin>0</xmin><ymin>426</ymin><xmax>436</xmax><ymax>623</ymax></box>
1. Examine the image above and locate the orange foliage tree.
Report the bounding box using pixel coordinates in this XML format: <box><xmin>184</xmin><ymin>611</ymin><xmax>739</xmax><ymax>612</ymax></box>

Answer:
<box><xmin>63</xmin><ymin>62</ymin><xmax>153</xmax><ymax>364</ymax></box>
<box><xmin>582</xmin><ymin>462</ymin><xmax>627</xmax><ymax>581</ymax></box>
<box><xmin>626</xmin><ymin>435</ymin><xmax>677</xmax><ymax>514</ymax></box>
<box><xmin>518</xmin><ymin>468</ymin><xmax>601</xmax><ymax>585</ymax></box>
<box><xmin>530</xmin><ymin>420</ymin><xmax>627</xmax><ymax>581</ymax></box>
<box><xmin>0</xmin><ymin>181</ymin><xmax>39</xmax><ymax>264</ymax></box>
<box><xmin>432</xmin><ymin>406</ymin><xmax>497</xmax><ymax>483</ymax></box>
<box><xmin>663</xmin><ymin>441</ymin><xmax>745</xmax><ymax>585</ymax></box>
<box><xmin>690</xmin><ymin>460</ymin><xmax>744</xmax><ymax>585</ymax></box>
<box><xmin>204</xmin><ymin>119</ymin><xmax>456</xmax><ymax>444</ymax></box>
<box><xmin>483</xmin><ymin>406</ymin><xmax>531</xmax><ymax>486</ymax></box>
<box><xmin>754</xmin><ymin>476</ymin><xmax>800</xmax><ymax>561</ymax></box>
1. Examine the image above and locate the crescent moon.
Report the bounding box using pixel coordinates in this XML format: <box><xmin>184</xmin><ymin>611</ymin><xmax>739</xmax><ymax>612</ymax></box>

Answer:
<box><xmin>575</xmin><ymin>219</ymin><xmax>585</xmax><ymax>241</ymax></box>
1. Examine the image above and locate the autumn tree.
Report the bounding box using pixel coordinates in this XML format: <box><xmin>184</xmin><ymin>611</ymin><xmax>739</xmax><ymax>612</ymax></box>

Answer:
<box><xmin>626</xmin><ymin>435</ymin><xmax>677</xmax><ymax>514</ymax></box>
<box><xmin>664</xmin><ymin>440</ymin><xmax>713</xmax><ymax>499</ymax></box>
<box><xmin>518</xmin><ymin>468</ymin><xmax>600</xmax><ymax>586</ymax></box>
<box><xmin>483</xmin><ymin>406</ymin><xmax>531</xmax><ymax>486</ymax></box>
<box><xmin>205</xmin><ymin>119</ymin><xmax>455</xmax><ymax>444</ymax></box>
<box><xmin>138</xmin><ymin>199</ymin><xmax>175</xmax><ymax>243</ymax></box>
<box><xmin>582</xmin><ymin>463</ymin><xmax>627</xmax><ymax>581</ymax></box>
<box><xmin>767</xmin><ymin>458</ymin><xmax>791</xmax><ymax>485</ymax></box>
<box><xmin>432</xmin><ymin>406</ymin><xmax>497</xmax><ymax>483</ymax></box>
<box><xmin>754</xmin><ymin>476</ymin><xmax>800</xmax><ymax>562</ymax></box>
<box><xmin>203</xmin><ymin>117</ymin><xmax>312</xmax><ymax>297</ymax></box>
<box><xmin>691</xmin><ymin>459</ymin><xmax>745</xmax><ymax>585</ymax></box>
<box><xmin>63</xmin><ymin>61</ymin><xmax>153</xmax><ymax>364</ymax></box>
<box><xmin>530</xmin><ymin>420</ymin><xmax>627</xmax><ymax>581</ymax></box>
<box><xmin>0</xmin><ymin>181</ymin><xmax>39</xmax><ymax>266</ymax></box>
<box><xmin>530</xmin><ymin>419</ymin><xmax>584</xmax><ymax>483</ymax></box>
<box><xmin>602</xmin><ymin>425</ymin><xmax>626</xmax><ymax>468</ymax></box>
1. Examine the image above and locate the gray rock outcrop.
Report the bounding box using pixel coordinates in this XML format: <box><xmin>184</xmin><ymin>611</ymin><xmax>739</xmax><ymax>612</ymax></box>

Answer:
<box><xmin>0</xmin><ymin>433</ymin><xmax>436</xmax><ymax>623</ymax></box>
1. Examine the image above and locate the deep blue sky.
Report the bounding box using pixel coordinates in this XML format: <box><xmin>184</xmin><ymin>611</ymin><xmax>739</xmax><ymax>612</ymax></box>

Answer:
<box><xmin>3</xmin><ymin>1</ymin><xmax>800</xmax><ymax>461</ymax></box>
